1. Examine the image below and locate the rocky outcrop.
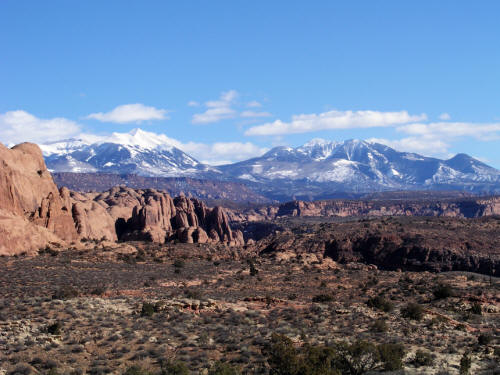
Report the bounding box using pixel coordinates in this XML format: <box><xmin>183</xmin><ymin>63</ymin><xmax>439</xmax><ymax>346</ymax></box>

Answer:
<box><xmin>0</xmin><ymin>143</ymin><xmax>77</xmax><ymax>255</ymax></box>
<box><xmin>228</xmin><ymin>196</ymin><xmax>500</xmax><ymax>223</ymax></box>
<box><xmin>254</xmin><ymin>216</ymin><xmax>500</xmax><ymax>276</ymax></box>
<box><xmin>70</xmin><ymin>187</ymin><xmax>244</xmax><ymax>246</ymax></box>
<box><xmin>0</xmin><ymin>143</ymin><xmax>244</xmax><ymax>255</ymax></box>
<box><xmin>275</xmin><ymin>198</ymin><xmax>500</xmax><ymax>218</ymax></box>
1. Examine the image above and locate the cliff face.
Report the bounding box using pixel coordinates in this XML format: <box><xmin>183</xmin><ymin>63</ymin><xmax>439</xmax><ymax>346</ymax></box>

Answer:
<box><xmin>255</xmin><ymin>217</ymin><xmax>500</xmax><ymax>276</ymax></box>
<box><xmin>275</xmin><ymin>198</ymin><xmax>500</xmax><ymax>218</ymax></box>
<box><xmin>0</xmin><ymin>143</ymin><xmax>78</xmax><ymax>255</ymax></box>
<box><xmin>227</xmin><ymin>197</ymin><xmax>500</xmax><ymax>223</ymax></box>
<box><xmin>0</xmin><ymin>143</ymin><xmax>243</xmax><ymax>255</ymax></box>
<box><xmin>72</xmin><ymin>186</ymin><xmax>244</xmax><ymax>245</ymax></box>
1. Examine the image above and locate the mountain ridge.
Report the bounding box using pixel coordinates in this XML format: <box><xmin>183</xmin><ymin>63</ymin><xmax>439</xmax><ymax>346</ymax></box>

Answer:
<box><xmin>39</xmin><ymin>129</ymin><xmax>500</xmax><ymax>200</ymax></box>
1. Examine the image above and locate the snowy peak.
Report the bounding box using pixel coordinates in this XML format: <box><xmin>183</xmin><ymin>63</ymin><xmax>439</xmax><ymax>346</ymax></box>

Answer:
<box><xmin>297</xmin><ymin>138</ymin><xmax>340</xmax><ymax>160</ymax></box>
<box><xmin>219</xmin><ymin>138</ymin><xmax>500</xmax><ymax>194</ymax></box>
<box><xmin>38</xmin><ymin>131</ymin><xmax>500</xmax><ymax>196</ymax></box>
<box><xmin>105</xmin><ymin>128</ymin><xmax>179</xmax><ymax>151</ymax></box>
<box><xmin>39</xmin><ymin>129</ymin><xmax>209</xmax><ymax>177</ymax></box>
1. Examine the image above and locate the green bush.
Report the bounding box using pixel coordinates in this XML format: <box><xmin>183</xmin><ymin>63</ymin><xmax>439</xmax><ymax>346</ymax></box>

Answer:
<box><xmin>366</xmin><ymin>296</ymin><xmax>394</xmax><ymax>312</ymax></box>
<box><xmin>378</xmin><ymin>343</ymin><xmax>405</xmax><ymax>371</ymax></box>
<box><xmin>173</xmin><ymin>259</ymin><xmax>185</xmax><ymax>268</ymax></box>
<box><xmin>184</xmin><ymin>289</ymin><xmax>203</xmax><ymax>299</ymax></box>
<box><xmin>337</xmin><ymin>341</ymin><xmax>380</xmax><ymax>375</ymax></box>
<box><xmin>413</xmin><ymin>349</ymin><xmax>434</xmax><ymax>367</ymax></box>
<box><xmin>141</xmin><ymin>302</ymin><xmax>156</xmax><ymax>317</ymax></box>
<box><xmin>312</xmin><ymin>294</ymin><xmax>334</xmax><ymax>303</ymax></box>
<box><xmin>52</xmin><ymin>286</ymin><xmax>79</xmax><ymax>300</ymax></box>
<box><xmin>46</xmin><ymin>321</ymin><xmax>62</xmax><ymax>335</ymax></box>
<box><xmin>371</xmin><ymin>319</ymin><xmax>388</xmax><ymax>333</ymax></box>
<box><xmin>124</xmin><ymin>366</ymin><xmax>154</xmax><ymax>375</ymax></box>
<box><xmin>433</xmin><ymin>284</ymin><xmax>455</xmax><ymax>299</ymax></box>
<box><xmin>160</xmin><ymin>360</ymin><xmax>189</xmax><ymax>375</ymax></box>
<box><xmin>263</xmin><ymin>335</ymin><xmax>406</xmax><ymax>375</ymax></box>
<box><xmin>248</xmin><ymin>260</ymin><xmax>259</xmax><ymax>276</ymax></box>
<box><xmin>401</xmin><ymin>302</ymin><xmax>424</xmax><ymax>321</ymax></box>
<box><xmin>470</xmin><ymin>302</ymin><xmax>482</xmax><ymax>315</ymax></box>
<box><xmin>459</xmin><ymin>352</ymin><xmax>471</xmax><ymax>375</ymax></box>
<box><xmin>477</xmin><ymin>333</ymin><xmax>492</xmax><ymax>346</ymax></box>
<box><xmin>263</xmin><ymin>334</ymin><xmax>300</xmax><ymax>375</ymax></box>
<box><xmin>208</xmin><ymin>362</ymin><xmax>240</xmax><ymax>375</ymax></box>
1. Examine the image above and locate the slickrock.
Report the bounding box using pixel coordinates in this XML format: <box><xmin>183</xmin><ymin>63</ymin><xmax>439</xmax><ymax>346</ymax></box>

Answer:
<box><xmin>0</xmin><ymin>143</ymin><xmax>244</xmax><ymax>255</ymax></box>
<box><xmin>0</xmin><ymin>143</ymin><xmax>77</xmax><ymax>254</ymax></box>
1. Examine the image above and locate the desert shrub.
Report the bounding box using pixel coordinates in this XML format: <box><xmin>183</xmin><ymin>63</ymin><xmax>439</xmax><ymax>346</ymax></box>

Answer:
<box><xmin>300</xmin><ymin>345</ymin><xmax>341</xmax><ymax>375</ymax></box>
<box><xmin>337</xmin><ymin>341</ymin><xmax>380</xmax><ymax>375</ymax></box>
<box><xmin>401</xmin><ymin>303</ymin><xmax>424</xmax><ymax>321</ymax></box>
<box><xmin>248</xmin><ymin>260</ymin><xmax>259</xmax><ymax>276</ymax></box>
<box><xmin>39</xmin><ymin>246</ymin><xmax>59</xmax><ymax>256</ymax></box>
<box><xmin>312</xmin><ymin>294</ymin><xmax>334</xmax><ymax>303</ymax></box>
<box><xmin>459</xmin><ymin>352</ymin><xmax>471</xmax><ymax>375</ymax></box>
<box><xmin>184</xmin><ymin>289</ymin><xmax>203</xmax><ymax>299</ymax></box>
<box><xmin>208</xmin><ymin>362</ymin><xmax>240</xmax><ymax>375</ymax></box>
<box><xmin>46</xmin><ymin>321</ymin><xmax>62</xmax><ymax>335</ymax></box>
<box><xmin>173</xmin><ymin>259</ymin><xmax>185</xmax><ymax>268</ymax></box>
<box><xmin>160</xmin><ymin>360</ymin><xmax>189</xmax><ymax>375</ymax></box>
<box><xmin>52</xmin><ymin>286</ymin><xmax>79</xmax><ymax>300</ymax></box>
<box><xmin>263</xmin><ymin>334</ymin><xmax>299</xmax><ymax>375</ymax></box>
<box><xmin>123</xmin><ymin>366</ymin><xmax>153</xmax><ymax>375</ymax></box>
<box><xmin>433</xmin><ymin>284</ymin><xmax>455</xmax><ymax>299</ymax></box>
<box><xmin>366</xmin><ymin>296</ymin><xmax>393</xmax><ymax>312</ymax></box>
<box><xmin>7</xmin><ymin>364</ymin><xmax>34</xmax><ymax>375</ymax></box>
<box><xmin>371</xmin><ymin>319</ymin><xmax>388</xmax><ymax>333</ymax></box>
<box><xmin>470</xmin><ymin>302</ymin><xmax>482</xmax><ymax>315</ymax></box>
<box><xmin>90</xmin><ymin>285</ymin><xmax>107</xmax><ymax>296</ymax></box>
<box><xmin>413</xmin><ymin>349</ymin><xmax>434</xmax><ymax>367</ymax></box>
<box><xmin>141</xmin><ymin>302</ymin><xmax>156</xmax><ymax>317</ymax></box>
<box><xmin>264</xmin><ymin>336</ymin><xmax>392</xmax><ymax>375</ymax></box>
<box><xmin>378</xmin><ymin>343</ymin><xmax>405</xmax><ymax>371</ymax></box>
<box><xmin>477</xmin><ymin>333</ymin><xmax>492</xmax><ymax>346</ymax></box>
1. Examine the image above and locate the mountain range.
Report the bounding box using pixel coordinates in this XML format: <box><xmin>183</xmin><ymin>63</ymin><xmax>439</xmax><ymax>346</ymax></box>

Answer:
<box><xmin>40</xmin><ymin>129</ymin><xmax>500</xmax><ymax>201</ymax></box>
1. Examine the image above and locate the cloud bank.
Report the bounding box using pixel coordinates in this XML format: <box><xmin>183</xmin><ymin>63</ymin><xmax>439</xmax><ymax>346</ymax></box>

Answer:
<box><xmin>192</xmin><ymin>90</ymin><xmax>238</xmax><ymax>124</ymax></box>
<box><xmin>245</xmin><ymin>110</ymin><xmax>427</xmax><ymax>136</ymax></box>
<box><xmin>0</xmin><ymin>110</ymin><xmax>81</xmax><ymax>145</ymax></box>
<box><xmin>87</xmin><ymin>103</ymin><xmax>168</xmax><ymax>124</ymax></box>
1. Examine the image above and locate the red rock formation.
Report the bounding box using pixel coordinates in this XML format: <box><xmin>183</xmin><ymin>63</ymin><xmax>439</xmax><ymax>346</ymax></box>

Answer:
<box><xmin>68</xmin><ymin>186</ymin><xmax>244</xmax><ymax>246</ymax></box>
<box><xmin>0</xmin><ymin>143</ymin><xmax>244</xmax><ymax>255</ymax></box>
<box><xmin>0</xmin><ymin>143</ymin><xmax>78</xmax><ymax>254</ymax></box>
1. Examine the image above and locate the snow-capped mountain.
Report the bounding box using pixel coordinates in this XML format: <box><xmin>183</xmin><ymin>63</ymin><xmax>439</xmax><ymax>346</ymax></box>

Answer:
<box><xmin>218</xmin><ymin>139</ymin><xmax>500</xmax><ymax>198</ymax></box>
<box><xmin>40</xmin><ymin>129</ymin><xmax>217</xmax><ymax>177</ymax></box>
<box><xmin>39</xmin><ymin>130</ymin><xmax>500</xmax><ymax>200</ymax></box>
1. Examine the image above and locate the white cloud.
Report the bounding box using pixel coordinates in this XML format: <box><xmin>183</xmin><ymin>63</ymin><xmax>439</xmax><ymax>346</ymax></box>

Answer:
<box><xmin>181</xmin><ymin>140</ymin><xmax>268</xmax><ymax>165</ymax></box>
<box><xmin>369</xmin><ymin>120</ymin><xmax>500</xmax><ymax>158</ymax></box>
<box><xmin>246</xmin><ymin>100</ymin><xmax>262</xmax><ymax>108</ymax></box>
<box><xmin>245</xmin><ymin>110</ymin><xmax>427</xmax><ymax>136</ymax></box>
<box><xmin>398</xmin><ymin>122</ymin><xmax>500</xmax><ymax>141</ymax></box>
<box><xmin>192</xmin><ymin>90</ymin><xmax>238</xmax><ymax>124</ymax></box>
<box><xmin>86</xmin><ymin>103</ymin><xmax>168</xmax><ymax>124</ymax></box>
<box><xmin>187</xmin><ymin>101</ymin><xmax>200</xmax><ymax>107</ymax></box>
<box><xmin>368</xmin><ymin>137</ymin><xmax>450</xmax><ymax>157</ymax></box>
<box><xmin>439</xmin><ymin>112</ymin><xmax>451</xmax><ymax>120</ymax></box>
<box><xmin>240</xmin><ymin>110</ymin><xmax>272</xmax><ymax>118</ymax></box>
<box><xmin>0</xmin><ymin>110</ymin><xmax>81</xmax><ymax>145</ymax></box>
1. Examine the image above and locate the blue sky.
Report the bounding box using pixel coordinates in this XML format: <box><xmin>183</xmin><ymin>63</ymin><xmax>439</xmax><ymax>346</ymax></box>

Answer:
<box><xmin>1</xmin><ymin>1</ymin><xmax>500</xmax><ymax>166</ymax></box>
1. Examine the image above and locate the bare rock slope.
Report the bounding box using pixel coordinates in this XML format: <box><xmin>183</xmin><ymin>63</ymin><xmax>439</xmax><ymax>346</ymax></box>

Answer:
<box><xmin>0</xmin><ymin>143</ymin><xmax>243</xmax><ymax>255</ymax></box>
<box><xmin>72</xmin><ymin>186</ymin><xmax>244</xmax><ymax>245</ymax></box>
<box><xmin>0</xmin><ymin>143</ymin><xmax>77</xmax><ymax>255</ymax></box>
